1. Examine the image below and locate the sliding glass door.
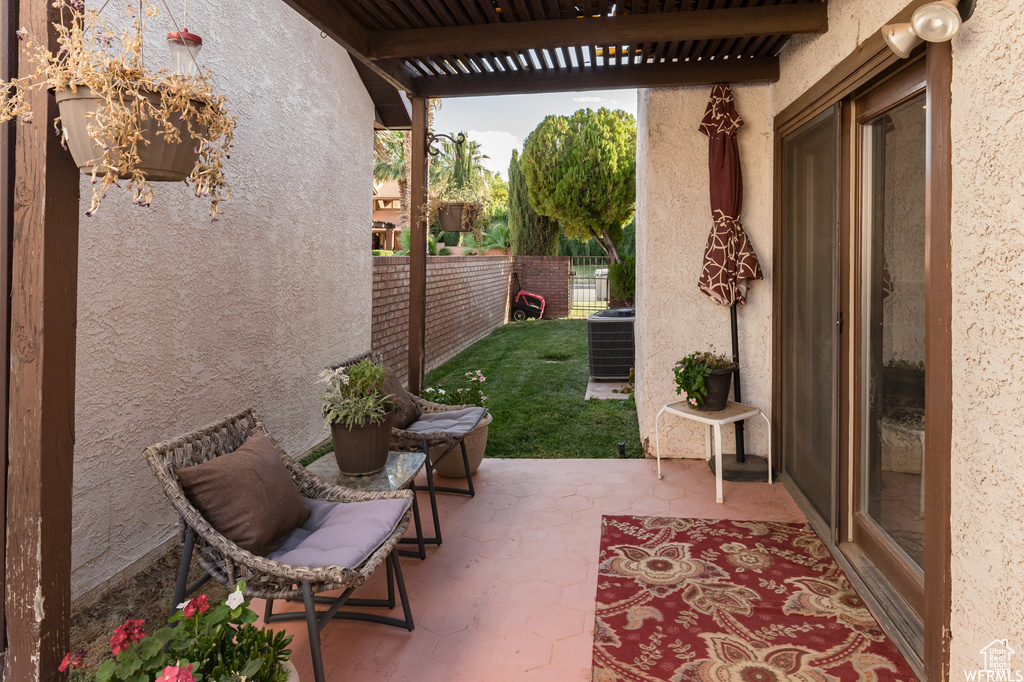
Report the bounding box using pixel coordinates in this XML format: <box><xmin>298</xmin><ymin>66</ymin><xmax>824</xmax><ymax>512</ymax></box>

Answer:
<box><xmin>779</xmin><ymin>106</ymin><xmax>839</xmax><ymax>530</ymax></box>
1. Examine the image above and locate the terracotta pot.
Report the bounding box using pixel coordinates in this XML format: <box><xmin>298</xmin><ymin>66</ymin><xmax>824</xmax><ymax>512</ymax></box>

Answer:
<box><xmin>698</xmin><ymin>367</ymin><xmax>735</xmax><ymax>412</ymax></box>
<box><xmin>431</xmin><ymin>412</ymin><xmax>491</xmax><ymax>479</ymax></box>
<box><xmin>330</xmin><ymin>413</ymin><xmax>395</xmax><ymax>475</ymax></box>
<box><xmin>54</xmin><ymin>85</ymin><xmax>203</xmax><ymax>182</ymax></box>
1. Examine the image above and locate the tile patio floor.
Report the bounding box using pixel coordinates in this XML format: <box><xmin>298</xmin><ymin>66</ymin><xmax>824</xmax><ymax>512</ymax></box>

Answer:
<box><xmin>255</xmin><ymin>457</ymin><xmax>805</xmax><ymax>681</ymax></box>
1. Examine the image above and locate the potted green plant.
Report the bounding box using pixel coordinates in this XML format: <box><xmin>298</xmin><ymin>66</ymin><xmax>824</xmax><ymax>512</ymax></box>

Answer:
<box><xmin>61</xmin><ymin>581</ymin><xmax>296</xmax><ymax>682</ymax></box>
<box><xmin>0</xmin><ymin>0</ymin><xmax>236</xmax><ymax>218</ymax></box>
<box><xmin>421</xmin><ymin>370</ymin><xmax>490</xmax><ymax>478</ymax></box>
<box><xmin>672</xmin><ymin>350</ymin><xmax>736</xmax><ymax>411</ymax></box>
<box><xmin>320</xmin><ymin>358</ymin><xmax>396</xmax><ymax>475</ymax></box>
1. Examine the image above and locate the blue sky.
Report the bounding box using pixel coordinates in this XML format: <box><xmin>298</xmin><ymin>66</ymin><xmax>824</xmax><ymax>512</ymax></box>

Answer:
<box><xmin>432</xmin><ymin>89</ymin><xmax>637</xmax><ymax>178</ymax></box>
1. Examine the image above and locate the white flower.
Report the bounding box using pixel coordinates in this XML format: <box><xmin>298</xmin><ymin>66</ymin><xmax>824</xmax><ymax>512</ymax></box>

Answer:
<box><xmin>438</xmin><ymin>389</ymin><xmax>446</xmax><ymax>394</ymax></box>
<box><xmin>176</xmin><ymin>601</ymin><xmax>189</xmax><ymax>611</ymax></box>
<box><xmin>226</xmin><ymin>588</ymin><xmax>245</xmax><ymax>609</ymax></box>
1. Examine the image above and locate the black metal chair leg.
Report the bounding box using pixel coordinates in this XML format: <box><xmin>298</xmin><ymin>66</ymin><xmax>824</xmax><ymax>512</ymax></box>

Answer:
<box><xmin>171</xmin><ymin>527</ymin><xmax>196</xmax><ymax>618</ymax></box>
<box><xmin>390</xmin><ymin>552</ymin><xmax>415</xmax><ymax>631</ymax></box>
<box><xmin>302</xmin><ymin>581</ymin><xmax>326</xmax><ymax>682</ymax></box>
<box><xmin>398</xmin><ymin>493</ymin><xmax>427</xmax><ymax>559</ymax></box>
<box><xmin>460</xmin><ymin>440</ymin><xmax>475</xmax><ymax>497</ymax></box>
<box><xmin>385</xmin><ymin>553</ymin><xmax>396</xmax><ymax>608</ymax></box>
<box><xmin>422</xmin><ymin>442</ymin><xmax>442</xmax><ymax>545</ymax></box>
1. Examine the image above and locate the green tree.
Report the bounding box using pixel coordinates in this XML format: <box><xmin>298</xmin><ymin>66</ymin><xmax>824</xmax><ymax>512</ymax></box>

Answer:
<box><xmin>374</xmin><ymin>130</ymin><xmax>411</xmax><ymax>229</ymax></box>
<box><xmin>521</xmin><ymin>108</ymin><xmax>636</xmax><ymax>263</ymax></box>
<box><xmin>508</xmin><ymin>149</ymin><xmax>559</xmax><ymax>256</ymax></box>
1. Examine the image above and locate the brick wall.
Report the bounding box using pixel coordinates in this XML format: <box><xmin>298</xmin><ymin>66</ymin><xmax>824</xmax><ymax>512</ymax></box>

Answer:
<box><xmin>371</xmin><ymin>255</ymin><xmax>572</xmax><ymax>385</ymax></box>
<box><xmin>514</xmin><ymin>255</ymin><xmax>571</xmax><ymax>319</ymax></box>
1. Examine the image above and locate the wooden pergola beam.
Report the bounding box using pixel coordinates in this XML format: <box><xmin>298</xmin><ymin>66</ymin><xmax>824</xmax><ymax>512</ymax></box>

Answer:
<box><xmin>413</xmin><ymin>57</ymin><xmax>780</xmax><ymax>97</ymax></box>
<box><xmin>278</xmin><ymin>0</ymin><xmax>418</xmax><ymax>92</ymax></box>
<box><xmin>368</xmin><ymin>4</ymin><xmax>827</xmax><ymax>61</ymax></box>
<box><xmin>5</xmin><ymin>0</ymin><xmax>80</xmax><ymax>676</ymax></box>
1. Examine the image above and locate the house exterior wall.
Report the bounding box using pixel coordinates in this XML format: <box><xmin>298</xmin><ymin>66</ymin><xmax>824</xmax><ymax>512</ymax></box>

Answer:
<box><xmin>635</xmin><ymin>85</ymin><xmax>773</xmax><ymax>460</ymax></box>
<box><xmin>637</xmin><ymin>0</ymin><xmax>1024</xmax><ymax>673</ymax></box>
<box><xmin>71</xmin><ymin>0</ymin><xmax>374</xmax><ymax>599</ymax></box>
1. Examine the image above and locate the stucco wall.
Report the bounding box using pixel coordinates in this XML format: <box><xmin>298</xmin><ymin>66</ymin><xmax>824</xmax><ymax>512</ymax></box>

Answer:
<box><xmin>635</xmin><ymin>85</ymin><xmax>773</xmax><ymax>460</ymax></box>
<box><xmin>637</xmin><ymin>0</ymin><xmax>1024</xmax><ymax>673</ymax></box>
<box><xmin>72</xmin><ymin>0</ymin><xmax>374</xmax><ymax>598</ymax></box>
<box><xmin>947</xmin><ymin>4</ymin><xmax>1024</xmax><ymax>675</ymax></box>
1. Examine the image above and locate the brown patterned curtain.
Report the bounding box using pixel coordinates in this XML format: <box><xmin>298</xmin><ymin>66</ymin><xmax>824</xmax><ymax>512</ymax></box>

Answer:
<box><xmin>698</xmin><ymin>84</ymin><xmax>763</xmax><ymax>306</ymax></box>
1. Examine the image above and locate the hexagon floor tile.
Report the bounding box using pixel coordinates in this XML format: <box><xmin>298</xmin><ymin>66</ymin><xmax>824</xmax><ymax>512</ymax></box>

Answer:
<box><xmin>254</xmin><ymin>457</ymin><xmax>805</xmax><ymax>681</ymax></box>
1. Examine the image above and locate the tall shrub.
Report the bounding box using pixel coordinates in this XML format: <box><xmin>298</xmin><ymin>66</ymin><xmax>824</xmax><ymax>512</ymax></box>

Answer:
<box><xmin>508</xmin><ymin>149</ymin><xmax>559</xmax><ymax>256</ymax></box>
<box><xmin>521</xmin><ymin>108</ymin><xmax>636</xmax><ymax>263</ymax></box>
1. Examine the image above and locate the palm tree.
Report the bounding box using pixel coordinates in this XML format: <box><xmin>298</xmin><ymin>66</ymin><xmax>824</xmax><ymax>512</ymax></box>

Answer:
<box><xmin>374</xmin><ymin>130</ymin><xmax>410</xmax><ymax>229</ymax></box>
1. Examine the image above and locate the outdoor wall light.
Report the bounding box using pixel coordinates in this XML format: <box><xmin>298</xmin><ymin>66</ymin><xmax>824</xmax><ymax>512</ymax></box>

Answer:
<box><xmin>881</xmin><ymin>0</ymin><xmax>975</xmax><ymax>59</ymax></box>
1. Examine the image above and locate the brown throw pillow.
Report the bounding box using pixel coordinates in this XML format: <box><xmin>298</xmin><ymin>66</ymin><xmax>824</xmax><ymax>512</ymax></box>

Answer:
<box><xmin>176</xmin><ymin>431</ymin><xmax>311</xmax><ymax>555</ymax></box>
<box><xmin>383</xmin><ymin>370</ymin><xmax>421</xmax><ymax>430</ymax></box>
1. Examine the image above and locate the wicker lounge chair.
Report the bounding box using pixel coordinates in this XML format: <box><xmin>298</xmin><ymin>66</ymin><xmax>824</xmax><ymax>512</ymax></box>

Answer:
<box><xmin>330</xmin><ymin>352</ymin><xmax>487</xmax><ymax>558</ymax></box>
<box><xmin>144</xmin><ymin>408</ymin><xmax>414</xmax><ymax>682</ymax></box>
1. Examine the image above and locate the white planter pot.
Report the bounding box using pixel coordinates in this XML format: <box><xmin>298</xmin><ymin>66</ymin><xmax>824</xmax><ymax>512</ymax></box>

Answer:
<box><xmin>54</xmin><ymin>85</ymin><xmax>202</xmax><ymax>181</ymax></box>
<box><xmin>283</xmin><ymin>660</ymin><xmax>300</xmax><ymax>681</ymax></box>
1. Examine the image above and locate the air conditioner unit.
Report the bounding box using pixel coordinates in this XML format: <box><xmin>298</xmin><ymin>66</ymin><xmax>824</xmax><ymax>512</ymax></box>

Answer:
<box><xmin>587</xmin><ymin>308</ymin><xmax>635</xmax><ymax>380</ymax></box>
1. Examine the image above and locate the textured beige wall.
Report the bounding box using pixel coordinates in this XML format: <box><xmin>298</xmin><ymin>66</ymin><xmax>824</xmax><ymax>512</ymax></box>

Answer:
<box><xmin>637</xmin><ymin>0</ymin><xmax>1024</xmax><ymax>673</ymax></box>
<box><xmin>947</xmin><ymin>4</ymin><xmax>1024</xmax><ymax>674</ymax></box>
<box><xmin>635</xmin><ymin>85</ymin><xmax>773</xmax><ymax>460</ymax></box>
<box><xmin>71</xmin><ymin>0</ymin><xmax>374</xmax><ymax>598</ymax></box>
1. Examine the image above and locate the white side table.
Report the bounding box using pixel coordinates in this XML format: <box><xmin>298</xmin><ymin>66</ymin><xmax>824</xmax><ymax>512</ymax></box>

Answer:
<box><xmin>654</xmin><ymin>400</ymin><xmax>772</xmax><ymax>503</ymax></box>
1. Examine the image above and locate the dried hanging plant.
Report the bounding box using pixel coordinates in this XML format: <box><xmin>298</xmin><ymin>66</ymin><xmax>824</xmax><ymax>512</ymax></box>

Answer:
<box><xmin>0</xmin><ymin>0</ymin><xmax>236</xmax><ymax>218</ymax></box>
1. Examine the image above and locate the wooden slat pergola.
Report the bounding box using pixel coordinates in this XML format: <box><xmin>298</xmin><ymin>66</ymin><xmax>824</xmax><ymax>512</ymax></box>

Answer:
<box><xmin>1</xmin><ymin>0</ymin><xmax>828</xmax><ymax>678</ymax></box>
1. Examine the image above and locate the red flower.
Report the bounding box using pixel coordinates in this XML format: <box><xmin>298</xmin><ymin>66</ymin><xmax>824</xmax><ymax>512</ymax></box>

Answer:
<box><xmin>182</xmin><ymin>594</ymin><xmax>209</xmax><ymax>618</ymax></box>
<box><xmin>58</xmin><ymin>650</ymin><xmax>84</xmax><ymax>672</ymax></box>
<box><xmin>110</xmin><ymin>618</ymin><xmax>145</xmax><ymax>655</ymax></box>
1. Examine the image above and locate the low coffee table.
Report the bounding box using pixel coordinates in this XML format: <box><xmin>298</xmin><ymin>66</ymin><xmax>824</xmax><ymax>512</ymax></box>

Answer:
<box><xmin>305</xmin><ymin>451</ymin><xmax>429</xmax><ymax>559</ymax></box>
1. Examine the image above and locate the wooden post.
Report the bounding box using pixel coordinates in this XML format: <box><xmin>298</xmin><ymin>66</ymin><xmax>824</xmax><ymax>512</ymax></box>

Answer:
<box><xmin>5</xmin><ymin>0</ymin><xmax>80</xmax><ymax>675</ymax></box>
<box><xmin>0</xmin><ymin>0</ymin><xmax>20</xmax><ymax>665</ymax></box>
<box><xmin>407</xmin><ymin>96</ymin><xmax>428</xmax><ymax>394</ymax></box>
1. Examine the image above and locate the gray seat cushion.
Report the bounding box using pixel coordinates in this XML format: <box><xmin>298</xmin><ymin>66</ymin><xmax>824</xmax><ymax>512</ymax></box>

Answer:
<box><xmin>266</xmin><ymin>497</ymin><xmax>411</xmax><ymax>568</ymax></box>
<box><xmin>403</xmin><ymin>407</ymin><xmax>487</xmax><ymax>439</ymax></box>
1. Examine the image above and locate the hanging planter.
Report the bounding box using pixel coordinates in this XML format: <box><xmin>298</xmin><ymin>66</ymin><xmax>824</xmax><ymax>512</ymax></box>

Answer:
<box><xmin>0</xmin><ymin>0</ymin><xmax>235</xmax><ymax>217</ymax></box>
<box><xmin>437</xmin><ymin>200</ymin><xmax>483</xmax><ymax>233</ymax></box>
<box><xmin>55</xmin><ymin>85</ymin><xmax>206</xmax><ymax>182</ymax></box>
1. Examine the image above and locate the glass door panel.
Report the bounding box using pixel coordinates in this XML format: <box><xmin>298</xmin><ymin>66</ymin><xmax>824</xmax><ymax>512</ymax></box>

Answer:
<box><xmin>859</xmin><ymin>91</ymin><xmax>927</xmax><ymax>570</ymax></box>
<box><xmin>781</xmin><ymin>107</ymin><xmax>839</xmax><ymax>528</ymax></box>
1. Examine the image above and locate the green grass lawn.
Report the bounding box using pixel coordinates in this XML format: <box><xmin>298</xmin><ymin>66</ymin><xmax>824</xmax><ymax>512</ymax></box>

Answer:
<box><xmin>424</xmin><ymin>318</ymin><xmax>643</xmax><ymax>459</ymax></box>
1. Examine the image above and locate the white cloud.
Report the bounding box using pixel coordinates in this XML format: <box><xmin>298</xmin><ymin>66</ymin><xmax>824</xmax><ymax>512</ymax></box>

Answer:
<box><xmin>573</xmin><ymin>96</ymin><xmax>603</xmax><ymax>103</ymax></box>
<box><xmin>467</xmin><ymin>129</ymin><xmax>520</xmax><ymax>176</ymax></box>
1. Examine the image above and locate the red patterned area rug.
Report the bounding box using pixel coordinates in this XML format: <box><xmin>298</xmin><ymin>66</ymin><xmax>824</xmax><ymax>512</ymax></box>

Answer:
<box><xmin>593</xmin><ymin>516</ymin><xmax>917</xmax><ymax>682</ymax></box>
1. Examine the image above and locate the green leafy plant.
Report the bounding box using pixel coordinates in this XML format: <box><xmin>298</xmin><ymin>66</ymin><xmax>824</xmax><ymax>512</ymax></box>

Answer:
<box><xmin>422</xmin><ymin>370</ymin><xmax>488</xmax><ymax>407</ymax></box>
<box><xmin>320</xmin><ymin>358</ymin><xmax>395</xmax><ymax>429</ymax></box>
<box><xmin>0</xmin><ymin>0</ymin><xmax>236</xmax><ymax>218</ymax></box>
<box><xmin>672</xmin><ymin>350</ymin><xmax>735</xmax><ymax>408</ymax></box>
<box><xmin>395</xmin><ymin>230</ymin><xmax>451</xmax><ymax>256</ymax></box>
<box><xmin>464</xmin><ymin>222</ymin><xmax>511</xmax><ymax>255</ymax></box>
<box><xmin>609</xmin><ymin>255</ymin><xmax>636</xmax><ymax>304</ymax></box>
<box><xmin>63</xmin><ymin>582</ymin><xmax>292</xmax><ymax>682</ymax></box>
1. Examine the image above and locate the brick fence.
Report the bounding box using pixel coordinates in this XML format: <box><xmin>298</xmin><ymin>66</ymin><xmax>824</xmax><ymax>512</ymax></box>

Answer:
<box><xmin>372</xmin><ymin>255</ymin><xmax>571</xmax><ymax>385</ymax></box>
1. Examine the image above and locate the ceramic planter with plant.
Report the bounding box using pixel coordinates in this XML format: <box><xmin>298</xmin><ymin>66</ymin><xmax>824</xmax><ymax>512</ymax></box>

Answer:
<box><xmin>60</xmin><ymin>581</ymin><xmax>296</xmax><ymax>682</ymax></box>
<box><xmin>673</xmin><ymin>350</ymin><xmax>736</xmax><ymax>412</ymax></box>
<box><xmin>320</xmin><ymin>358</ymin><xmax>396</xmax><ymax>475</ymax></box>
<box><xmin>430</xmin><ymin>184</ymin><xmax>485</xmax><ymax>234</ymax></box>
<box><xmin>421</xmin><ymin>370</ymin><xmax>490</xmax><ymax>478</ymax></box>
<box><xmin>0</xmin><ymin>0</ymin><xmax>236</xmax><ymax>218</ymax></box>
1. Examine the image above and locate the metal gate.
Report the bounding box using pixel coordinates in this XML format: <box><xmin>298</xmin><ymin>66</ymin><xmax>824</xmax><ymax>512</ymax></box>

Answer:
<box><xmin>569</xmin><ymin>256</ymin><xmax>609</xmax><ymax>318</ymax></box>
